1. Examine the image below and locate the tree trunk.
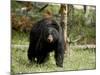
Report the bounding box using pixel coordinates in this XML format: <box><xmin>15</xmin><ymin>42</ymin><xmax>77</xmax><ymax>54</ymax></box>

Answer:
<box><xmin>83</xmin><ymin>5</ymin><xmax>87</xmax><ymax>14</ymax></box>
<box><xmin>67</xmin><ymin>4</ymin><xmax>74</xmax><ymax>36</ymax></box>
<box><xmin>59</xmin><ymin>4</ymin><xmax>69</xmax><ymax>55</ymax></box>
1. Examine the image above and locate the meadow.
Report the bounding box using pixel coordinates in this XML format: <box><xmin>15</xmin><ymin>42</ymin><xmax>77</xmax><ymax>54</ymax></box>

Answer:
<box><xmin>11</xmin><ymin>31</ymin><xmax>96</xmax><ymax>74</ymax></box>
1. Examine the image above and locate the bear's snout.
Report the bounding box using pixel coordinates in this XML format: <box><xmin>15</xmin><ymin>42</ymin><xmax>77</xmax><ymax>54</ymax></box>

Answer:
<box><xmin>47</xmin><ymin>34</ymin><xmax>53</xmax><ymax>43</ymax></box>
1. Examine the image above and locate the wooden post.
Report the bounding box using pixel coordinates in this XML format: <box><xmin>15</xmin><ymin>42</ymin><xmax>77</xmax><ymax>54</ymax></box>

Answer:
<box><xmin>59</xmin><ymin>4</ymin><xmax>69</xmax><ymax>55</ymax></box>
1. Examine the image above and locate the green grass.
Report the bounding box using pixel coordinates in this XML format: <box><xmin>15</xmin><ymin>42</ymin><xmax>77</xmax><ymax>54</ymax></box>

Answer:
<box><xmin>11</xmin><ymin>47</ymin><xmax>96</xmax><ymax>74</ymax></box>
<box><xmin>11</xmin><ymin>31</ymin><xmax>29</xmax><ymax>44</ymax></box>
<box><xmin>11</xmin><ymin>31</ymin><xmax>96</xmax><ymax>74</ymax></box>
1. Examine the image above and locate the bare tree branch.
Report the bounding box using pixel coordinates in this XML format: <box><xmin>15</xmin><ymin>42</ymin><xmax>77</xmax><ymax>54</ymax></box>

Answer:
<box><xmin>39</xmin><ymin>4</ymin><xmax>49</xmax><ymax>12</ymax></box>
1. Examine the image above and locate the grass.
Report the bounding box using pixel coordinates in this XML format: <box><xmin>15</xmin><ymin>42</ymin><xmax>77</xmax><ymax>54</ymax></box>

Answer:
<box><xmin>11</xmin><ymin>47</ymin><xmax>96</xmax><ymax>74</ymax></box>
<box><xmin>11</xmin><ymin>31</ymin><xmax>96</xmax><ymax>74</ymax></box>
<box><xmin>11</xmin><ymin>30</ymin><xmax>29</xmax><ymax>44</ymax></box>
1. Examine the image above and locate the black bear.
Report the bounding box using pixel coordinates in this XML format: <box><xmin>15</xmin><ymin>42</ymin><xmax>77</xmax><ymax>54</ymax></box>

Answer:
<box><xmin>28</xmin><ymin>18</ymin><xmax>64</xmax><ymax>67</ymax></box>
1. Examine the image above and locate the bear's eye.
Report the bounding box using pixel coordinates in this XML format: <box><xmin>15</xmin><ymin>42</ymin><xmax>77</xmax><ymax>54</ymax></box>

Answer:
<box><xmin>52</xmin><ymin>32</ymin><xmax>55</xmax><ymax>35</ymax></box>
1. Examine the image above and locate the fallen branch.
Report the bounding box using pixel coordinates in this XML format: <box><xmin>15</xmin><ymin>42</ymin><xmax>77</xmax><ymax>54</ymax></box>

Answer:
<box><xmin>11</xmin><ymin>44</ymin><xmax>96</xmax><ymax>49</ymax></box>
<box><xmin>70</xmin><ymin>45</ymin><xmax>96</xmax><ymax>49</ymax></box>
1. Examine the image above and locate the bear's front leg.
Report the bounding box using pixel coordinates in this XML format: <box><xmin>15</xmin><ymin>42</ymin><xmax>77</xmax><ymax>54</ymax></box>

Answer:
<box><xmin>54</xmin><ymin>43</ymin><xmax>64</xmax><ymax>67</ymax></box>
<box><xmin>28</xmin><ymin>43</ymin><xmax>36</xmax><ymax>63</ymax></box>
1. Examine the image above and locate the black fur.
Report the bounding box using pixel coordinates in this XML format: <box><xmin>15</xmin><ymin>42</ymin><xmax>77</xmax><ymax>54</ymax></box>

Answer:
<box><xmin>28</xmin><ymin>19</ymin><xmax>64</xmax><ymax>67</ymax></box>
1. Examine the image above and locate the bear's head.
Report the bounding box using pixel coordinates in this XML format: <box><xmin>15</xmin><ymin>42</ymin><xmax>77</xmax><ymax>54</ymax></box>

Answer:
<box><xmin>42</xmin><ymin>26</ymin><xmax>59</xmax><ymax>43</ymax></box>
